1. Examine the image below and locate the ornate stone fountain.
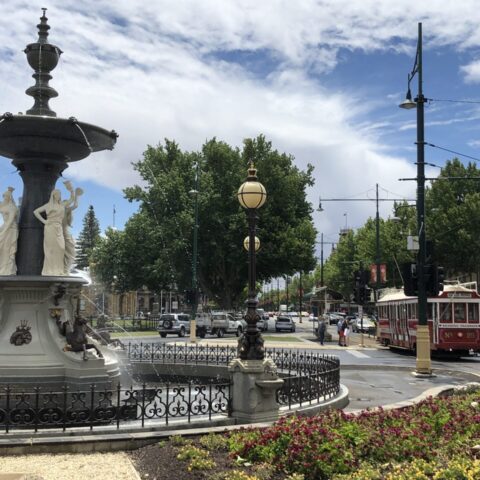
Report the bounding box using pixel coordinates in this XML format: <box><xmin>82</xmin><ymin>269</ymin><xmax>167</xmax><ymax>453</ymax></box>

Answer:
<box><xmin>0</xmin><ymin>9</ymin><xmax>119</xmax><ymax>388</ymax></box>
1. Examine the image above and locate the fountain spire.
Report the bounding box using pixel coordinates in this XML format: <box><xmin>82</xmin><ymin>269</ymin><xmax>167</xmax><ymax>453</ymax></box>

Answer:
<box><xmin>24</xmin><ymin>8</ymin><xmax>63</xmax><ymax>117</ymax></box>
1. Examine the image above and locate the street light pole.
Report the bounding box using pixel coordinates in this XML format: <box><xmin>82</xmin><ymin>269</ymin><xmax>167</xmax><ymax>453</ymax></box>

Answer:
<box><xmin>189</xmin><ymin>161</ymin><xmax>200</xmax><ymax>343</ymax></box>
<box><xmin>375</xmin><ymin>183</ymin><xmax>381</xmax><ymax>299</ymax></box>
<box><xmin>237</xmin><ymin>162</ymin><xmax>267</xmax><ymax>360</ymax></box>
<box><xmin>399</xmin><ymin>22</ymin><xmax>431</xmax><ymax>375</ymax></box>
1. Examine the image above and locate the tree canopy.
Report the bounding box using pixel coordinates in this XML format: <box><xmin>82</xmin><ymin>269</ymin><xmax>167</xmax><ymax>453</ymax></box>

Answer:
<box><xmin>319</xmin><ymin>158</ymin><xmax>480</xmax><ymax>298</ymax></box>
<box><xmin>426</xmin><ymin>158</ymin><xmax>480</xmax><ymax>279</ymax></box>
<box><xmin>92</xmin><ymin>135</ymin><xmax>317</xmax><ymax>308</ymax></box>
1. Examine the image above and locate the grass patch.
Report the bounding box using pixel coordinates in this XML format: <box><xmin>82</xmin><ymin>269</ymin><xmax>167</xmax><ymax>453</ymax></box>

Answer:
<box><xmin>110</xmin><ymin>330</ymin><xmax>159</xmax><ymax>338</ymax></box>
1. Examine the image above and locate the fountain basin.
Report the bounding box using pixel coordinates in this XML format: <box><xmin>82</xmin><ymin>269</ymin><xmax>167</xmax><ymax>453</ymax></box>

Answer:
<box><xmin>0</xmin><ymin>114</ymin><xmax>117</xmax><ymax>161</ymax></box>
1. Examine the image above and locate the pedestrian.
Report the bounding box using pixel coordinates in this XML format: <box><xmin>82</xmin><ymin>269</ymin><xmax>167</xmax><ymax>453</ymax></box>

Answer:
<box><xmin>343</xmin><ymin>319</ymin><xmax>350</xmax><ymax>347</ymax></box>
<box><xmin>318</xmin><ymin>317</ymin><xmax>326</xmax><ymax>345</ymax></box>
<box><xmin>337</xmin><ymin>318</ymin><xmax>344</xmax><ymax>346</ymax></box>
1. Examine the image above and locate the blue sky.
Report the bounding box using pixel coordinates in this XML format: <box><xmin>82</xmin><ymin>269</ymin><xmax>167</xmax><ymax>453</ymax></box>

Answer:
<box><xmin>2</xmin><ymin>1</ymin><xmax>480</xmax><ymax>264</ymax></box>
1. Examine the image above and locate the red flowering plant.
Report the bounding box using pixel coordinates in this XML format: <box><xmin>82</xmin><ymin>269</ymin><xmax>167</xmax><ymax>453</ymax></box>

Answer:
<box><xmin>227</xmin><ymin>391</ymin><xmax>480</xmax><ymax>480</ymax></box>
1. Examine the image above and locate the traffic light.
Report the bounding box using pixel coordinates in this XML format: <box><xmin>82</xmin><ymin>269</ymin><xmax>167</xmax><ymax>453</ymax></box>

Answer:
<box><xmin>426</xmin><ymin>264</ymin><xmax>445</xmax><ymax>296</ymax></box>
<box><xmin>402</xmin><ymin>262</ymin><xmax>418</xmax><ymax>297</ymax></box>
<box><xmin>436</xmin><ymin>266</ymin><xmax>445</xmax><ymax>294</ymax></box>
<box><xmin>184</xmin><ymin>289</ymin><xmax>197</xmax><ymax>305</ymax></box>
<box><xmin>358</xmin><ymin>285</ymin><xmax>371</xmax><ymax>305</ymax></box>
<box><xmin>424</xmin><ymin>263</ymin><xmax>433</xmax><ymax>296</ymax></box>
<box><xmin>353</xmin><ymin>269</ymin><xmax>371</xmax><ymax>305</ymax></box>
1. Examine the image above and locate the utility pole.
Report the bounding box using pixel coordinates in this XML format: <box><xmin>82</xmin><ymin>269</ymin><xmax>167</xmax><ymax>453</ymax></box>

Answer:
<box><xmin>399</xmin><ymin>22</ymin><xmax>432</xmax><ymax>376</ymax></box>
<box><xmin>375</xmin><ymin>183</ymin><xmax>381</xmax><ymax>300</ymax></box>
<box><xmin>189</xmin><ymin>161</ymin><xmax>200</xmax><ymax>343</ymax></box>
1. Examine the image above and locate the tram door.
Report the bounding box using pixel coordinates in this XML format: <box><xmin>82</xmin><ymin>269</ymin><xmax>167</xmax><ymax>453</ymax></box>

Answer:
<box><xmin>388</xmin><ymin>303</ymin><xmax>398</xmax><ymax>345</ymax></box>
<box><xmin>400</xmin><ymin>303</ymin><xmax>412</xmax><ymax>348</ymax></box>
<box><xmin>430</xmin><ymin>301</ymin><xmax>438</xmax><ymax>345</ymax></box>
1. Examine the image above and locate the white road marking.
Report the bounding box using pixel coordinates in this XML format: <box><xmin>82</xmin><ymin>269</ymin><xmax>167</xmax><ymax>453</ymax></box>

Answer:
<box><xmin>347</xmin><ymin>349</ymin><xmax>370</xmax><ymax>358</ymax></box>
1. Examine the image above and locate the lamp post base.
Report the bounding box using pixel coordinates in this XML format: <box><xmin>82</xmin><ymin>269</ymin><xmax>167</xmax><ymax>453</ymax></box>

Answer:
<box><xmin>238</xmin><ymin>331</ymin><xmax>265</xmax><ymax>360</ymax></box>
<box><xmin>415</xmin><ymin>325</ymin><xmax>433</xmax><ymax>376</ymax></box>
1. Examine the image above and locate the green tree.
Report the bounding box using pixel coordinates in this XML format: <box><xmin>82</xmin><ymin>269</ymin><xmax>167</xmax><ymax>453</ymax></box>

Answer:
<box><xmin>76</xmin><ymin>205</ymin><xmax>101</xmax><ymax>270</ymax></box>
<box><xmin>91</xmin><ymin>228</ymin><xmax>129</xmax><ymax>292</ymax></box>
<box><xmin>94</xmin><ymin>135</ymin><xmax>317</xmax><ymax>307</ymax></box>
<box><xmin>320</xmin><ymin>204</ymin><xmax>416</xmax><ymax>298</ymax></box>
<box><xmin>426</xmin><ymin>158</ymin><xmax>480</xmax><ymax>279</ymax></box>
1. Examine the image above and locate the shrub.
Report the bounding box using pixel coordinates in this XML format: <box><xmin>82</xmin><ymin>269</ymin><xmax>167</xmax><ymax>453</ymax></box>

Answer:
<box><xmin>187</xmin><ymin>456</ymin><xmax>216</xmax><ymax>471</ymax></box>
<box><xmin>176</xmin><ymin>445</ymin><xmax>208</xmax><ymax>461</ymax></box>
<box><xmin>199</xmin><ymin>433</ymin><xmax>229</xmax><ymax>451</ymax></box>
<box><xmin>169</xmin><ymin>434</ymin><xmax>189</xmax><ymax>446</ymax></box>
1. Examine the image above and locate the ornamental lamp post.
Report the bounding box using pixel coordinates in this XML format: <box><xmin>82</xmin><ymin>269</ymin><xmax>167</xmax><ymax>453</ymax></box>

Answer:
<box><xmin>189</xmin><ymin>160</ymin><xmax>200</xmax><ymax>344</ymax></box>
<box><xmin>399</xmin><ymin>22</ymin><xmax>432</xmax><ymax>376</ymax></box>
<box><xmin>237</xmin><ymin>162</ymin><xmax>267</xmax><ymax>360</ymax></box>
<box><xmin>243</xmin><ymin>236</ymin><xmax>260</xmax><ymax>252</ymax></box>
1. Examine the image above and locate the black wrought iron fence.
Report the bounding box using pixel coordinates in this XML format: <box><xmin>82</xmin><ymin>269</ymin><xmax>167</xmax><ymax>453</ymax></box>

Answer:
<box><xmin>0</xmin><ymin>381</ymin><xmax>231</xmax><ymax>433</ymax></box>
<box><xmin>127</xmin><ymin>343</ymin><xmax>341</xmax><ymax>409</ymax></box>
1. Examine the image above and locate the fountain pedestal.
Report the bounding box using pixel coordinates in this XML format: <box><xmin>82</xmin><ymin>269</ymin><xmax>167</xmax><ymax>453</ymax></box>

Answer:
<box><xmin>0</xmin><ymin>276</ymin><xmax>120</xmax><ymax>389</ymax></box>
<box><xmin>228</xmin><ymin>358</ymin><xmax>284</xmax><ymax>423</ymax></box>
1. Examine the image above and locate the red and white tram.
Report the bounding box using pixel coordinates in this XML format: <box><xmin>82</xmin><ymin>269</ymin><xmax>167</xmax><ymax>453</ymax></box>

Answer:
<box><xmin>377</xmin><ymin>284</ymin><xmax>480</xmax><ymax>356</ymax></box>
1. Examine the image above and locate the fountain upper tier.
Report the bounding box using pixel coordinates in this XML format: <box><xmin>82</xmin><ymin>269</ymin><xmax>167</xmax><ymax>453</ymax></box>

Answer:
<box><xmin>0</xmin><ymin>113</ymin><xmax>117</xmax><ymax>162</ymax></box>
<box><xmin>0</xmin><ymin>9</ymin><xmax>118</xmax><ymax>276</ymax></box>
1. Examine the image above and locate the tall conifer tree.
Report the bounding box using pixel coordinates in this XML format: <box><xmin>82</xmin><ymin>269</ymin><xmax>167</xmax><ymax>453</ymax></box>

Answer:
<box><xmin>76</xmin><ymin>205</ymin><xmax>101</xmax><ymax>270</ymax></box>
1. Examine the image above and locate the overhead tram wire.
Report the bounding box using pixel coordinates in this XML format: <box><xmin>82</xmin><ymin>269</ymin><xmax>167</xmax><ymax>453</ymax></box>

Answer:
<box><xmin>428</xmin><ymin>98</ymin><xmax>480</xmax><ymax>105</ymax></box>
<box><xmin>424</xmin><ymin>142</ymin><xmax>480</xmax><ymax>163</ymax></box>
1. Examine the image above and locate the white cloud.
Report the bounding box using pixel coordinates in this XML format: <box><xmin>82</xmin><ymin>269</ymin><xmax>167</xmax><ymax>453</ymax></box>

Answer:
<box><xmin>461</xmin><ymin>60</ymin><xmax>480</xmax><ymax>84</ymax></box>
<box><xmin>2</xmin><ymin>0</ymin><xmax>478</xmax><ymax>243</ymax></box>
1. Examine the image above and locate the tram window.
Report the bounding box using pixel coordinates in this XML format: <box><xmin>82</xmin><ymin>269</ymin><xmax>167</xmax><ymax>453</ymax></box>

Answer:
<box><xmin>454</xmin><ymin>303</ymin><xmax>466</xmax><ymax>323</ymax></box>
<box><xmin>412</xmin><ymin>303</ymin><xmax>417</xmax><ymax>319</ymax></box>
<box><xmin>468</xmin><ymin>304</ymin><xmax>479</xmax><ymax>323</ymax></box>
<box><xmin>439</xmin><ymin>304</ymin><xmax>452</xmax><ymax>322</ymax></box>
<box><xmin>427</xmin><ymin>302</ymin><xmax>433</xmax><ymax>319</ymax></box>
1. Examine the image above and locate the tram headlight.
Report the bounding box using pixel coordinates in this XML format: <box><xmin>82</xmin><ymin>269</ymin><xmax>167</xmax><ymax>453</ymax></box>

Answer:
<box><xmin>457</xmin><ymin>332</ymin><xmax>464</xmax><ymax>338</ymax></box>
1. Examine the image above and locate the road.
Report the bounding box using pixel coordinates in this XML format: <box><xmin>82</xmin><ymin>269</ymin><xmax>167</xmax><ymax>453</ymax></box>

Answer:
<box><xmin>117</xmin><ymin>316</ymin><xmax>479</xmax><ymax>369</ymax></box>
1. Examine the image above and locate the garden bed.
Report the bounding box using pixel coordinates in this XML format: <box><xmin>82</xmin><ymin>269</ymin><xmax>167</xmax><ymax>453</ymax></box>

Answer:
<box><xmin>129</xmin><ymin>384</ymin><xmax>480</xmax><ymax>480</ymax></box>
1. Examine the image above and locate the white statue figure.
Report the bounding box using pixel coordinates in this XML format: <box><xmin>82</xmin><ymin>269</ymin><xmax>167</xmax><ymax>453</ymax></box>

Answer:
<box><xmin>63</xmin><ymin>182</ymin><xmax>83</xmax><ymax>275</ymax></box>
<box><xmin>34</xmin><ymin>186</ymin><xmax>75</xmax><ymax>276</ymax></box>
<box><xmin>0</xmin><ymin>187</ymin><xmax>19</xmax><ymax>275</ymax></box>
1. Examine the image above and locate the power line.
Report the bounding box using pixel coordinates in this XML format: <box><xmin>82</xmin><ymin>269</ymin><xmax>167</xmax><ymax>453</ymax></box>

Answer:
<box><xmin>428</xmin><ymin>98</ymin><xmax>480</xmax><ymax>105</ymax></box>
<box><xmin>425</xmin><ymin>142</ymin><xmax>480</xmax><ymax>163</ymax></box>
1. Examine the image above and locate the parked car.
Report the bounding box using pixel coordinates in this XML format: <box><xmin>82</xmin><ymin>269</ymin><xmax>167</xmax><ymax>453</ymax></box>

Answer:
<box><xmin>351</xmin><ymin>316</ymin><xmax>376</xmax><ymax>334</ymax></box>
<box><xmin>256</xmin><ymin>308</ymin><xmax>270</xmax><ymax>331</ymax></box>
<box><xmin>275</xmin><ymin>315</ymin><xmax>296</xmax><ymax>333</ymax></box>
<box><xmin>195</xmin><ymin>312</ymin><xmax>246</xmax><ymax>338</ymax></box>
<box><xmin>211</xmin><ymin>312</ymin><xmax>246</xmax><ymax>338</ymax></box>
<box><xmin>157</xmin><ymin>313</ymin><xmax>191</xmax><ymax>338</ymax></box>
<box><xmin>326</xmin><ymin>312</ymin><xmax>346</xmax><ymax>325</ymax></box>
<box><xmin>195</xmin><ymin>312</ymin><xmax>212</xmax><ymax>338</ymax></box>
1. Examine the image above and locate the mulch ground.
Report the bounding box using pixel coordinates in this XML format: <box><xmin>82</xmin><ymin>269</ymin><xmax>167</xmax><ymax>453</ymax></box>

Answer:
<box><xmin>128</xmin><ymin>434</ymin><xmax>290</xmax><ymax>480</ymax></box>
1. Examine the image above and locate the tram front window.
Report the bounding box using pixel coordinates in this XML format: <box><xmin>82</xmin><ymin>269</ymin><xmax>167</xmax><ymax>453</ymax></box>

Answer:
<box><xmin>454</xmin><ymin>303</ymin><xmax>466</xmax><ymax>323</ymax></box>
<box><xmin>439</xmin><ymin>304</ymin><xmax>452</xmax><ymax>323</ymax></box>
<box><xmin>468</xmin><ymin>304</ymin><xmax>479</xmax><ymax>323</ymax></box>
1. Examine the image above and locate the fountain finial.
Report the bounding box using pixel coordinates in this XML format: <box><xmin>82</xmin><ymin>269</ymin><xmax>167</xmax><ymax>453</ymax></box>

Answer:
<box><xmin>37</xmin><ymin>8</ymin><xmax>50</xmax><ymax>44</ymax></box>
<box><xmin>24</xmin><ymin>9</ymin><xmax>63</xmax><ymax>117</ymax></box>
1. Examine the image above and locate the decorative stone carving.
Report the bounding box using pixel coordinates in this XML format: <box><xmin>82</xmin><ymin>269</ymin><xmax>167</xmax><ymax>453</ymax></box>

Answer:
<box><xmin>10</xmin><ymin>320</ymin><xmax>32</xmax><ymax>346</ymax></box>
<box><xmin>62</xmin><ymin>315</ymin><xmax>104</xmax><ymax>360</ymax></box>
<box><xmin>0</xmin><ymin>187</ymin><xmax>18</xmax><ymax>275</ymax></box>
